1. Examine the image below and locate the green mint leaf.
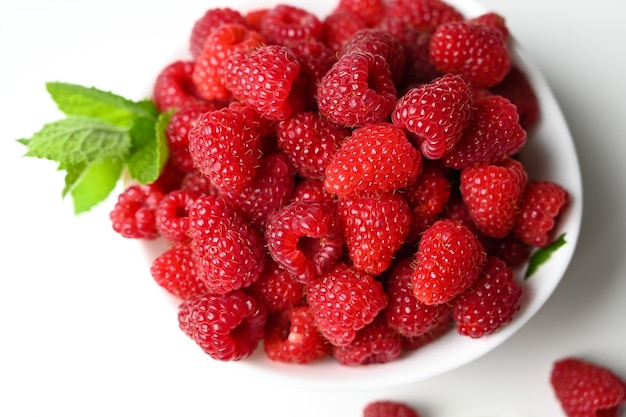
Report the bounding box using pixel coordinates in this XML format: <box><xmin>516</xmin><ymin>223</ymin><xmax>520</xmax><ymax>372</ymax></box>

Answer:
<box><xmin>24</xmin><ymin>116</ymin><xmax>131</xmax><ymax>165</ymax></box>
<box><xmin>63</xmin><ymin>158</ymin><xmax>124</xmax><ymax>214</ymax></box>
<box><xmin>125</xmin><ymin>110</ymin><xmax>171</xmax><ymax>184</ymax></box>
<box><xmin>46</xmin><ymin>82</ymin><xmax>157</xmax><ymax>127</ymax></box>
<box><xmin>17</xmin><ymin>138</ymin><xmax>30</xmax><ymax>146</ymax></box>
<box><xmin>525</xmin><ymin>233</ymin><xmax>567</xmax><ymax>279</ymax></box>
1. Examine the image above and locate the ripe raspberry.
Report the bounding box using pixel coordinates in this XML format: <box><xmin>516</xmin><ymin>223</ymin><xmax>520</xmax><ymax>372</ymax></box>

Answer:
<box><xmin>393</xmin><ymin>28</ymin><xmax>439</xmax><ymax>87</ymax></box>
<box><xmin>411</xmin><ymin>219</ymin><xmax>487</xmax><ymax>305</ymax></box>
<box><xmin>306</xmin><ymin>263</ymin><xmax>388</xmax><ymax>346</ymax></box>
<box><xmin>150</xmin><ymin>242</ymin><xmax>209</xmax><ymax>300</ymax></box>
<box><xmin>249</xmin><ymin>258</ymin><xmax>305</xmax><ymax>313</ymax></box>
<box><xmin>338</xmin><ymin>192</ymin><xmax>412</xmax><ymax>276</ymax></box>
<box><xmin>491</xmin><ymin>65</ymin><xmax>540</xmax><ymax>130</ymax></box>
<box><xmin>244</xmin><ymin>8</ymin><xmax>268</xmax><ymax>32</ymax></box>
<box><xmin>153</xmin><ymin>61</ymin><xmax>206</xmax><ymax>113</ymax></box>
<box><xmin>317</xmin><ymin>52</ymin><xmax>397</xmax><ymax>127</ymax></box>
<box><xmin>188</xmin><ymin>103</ymin><xmax>263</xmax><ymax>194</ymax></box>
<box><xmin>265</xmin><ymin>201</ymin><xmax>344</xmax><ymax>284</ymax></box>
<box><xmin>189</xmin><ymin>195</ymin><xmax>266</xmax><ymax>294</ymax></box>
<box><xmin>384</xmin><ymin>258</ymin><xmax>452</xmax><ymax>338</ymax></box>
<box><xmin>155</xmin><ymin>189</ymin><xmax>198</xmax><ymax>243</ymax></box>
<box><xmin>363</xmin><ymin>400</ymin><xmax>421</xmax><ymax>417</ymax></box>
<box><xmin>178</xmin><ymin>290</ymin><xmax>267</xmax><ymax>361</ymax></box>
<box><xmin>180</xmin><ymin>170</ymin><xmax>221</xmax><ymax>197</ymax></box>
<box><xmin>333</xmin><ymin>316</ymin><xmax>403</xmax><ymax>366</ymax></box>
<box><xmin>392</xmin><ymin>74</ymin><xmax>473</xmax><ymax>160</ymax></box>
<box><xmin>460</xmin><ymin>158</ymin><xmax>528</xmax><ymax>238</ymax></box>
<box><xmin>324</xmin><ymin>123</ymin><xmax>422</xmax><ymax>197</ymax></box>
<box><xmin>335</xmin><ymin>0</ymin><xmax>386</xmax><ymax>27</ymax></box>
<box><xmin>485</xmin><ymin>233</ymin><xmax>532</xmax><ymax>268</ymax></box>
<box><xmin>321</xmin><ymin>10</ymin><xmax>367</xmax><ymax>54</ymax></box>
<box><xmin>291</xmin><ymin>178</ymin><xmax>336</xmax><ymax>206</ymax></box>
<box><xmin>468</xmin><ymin>12</ymin><xmax>510</xmax><ymax>41</ymax></box>
<box><xmin>401</xmin><ymin>310</ymin><xmax>452</xmax><ymax>351</ymax></box>
<box><xmin>192</xmin><ymin>23</ymin><xmax>265</xmax><ymax>102</ymax></box>
<box><xmin>383</xmin><ymin>0</ymin><xmax>463</xmax><ymax>33</ymax></box>
<box><xmin>263</xmin><ymin>306</ymin><xmax>331</xmax><ymax>364</ymax></box>
<box><xmin>189</xmin><ymin>7</ymin><xmax>247</xmax><ymax>59</ymax></box>
<box><xmin>551</xmin><ymin>357</ymin><xmax>626</xmax><ymax>417</ymax></box>
<box><xmin>430</xmin><ymin>20</ymin><xmax>510</xmax><ymax>88</ymax></box>
<box><xmin>276</xmin><ymin>111</ymin><xmax>350</xmax><ymax>180</ymax></box>
<box><xmin>224</xmin><ymin>44</ymin><xmax>304</xmax><ymax>121</ymax></box>
<box><xmin>452</xmin><ymin>256</ymin><xmax>522</xmax><ymax>338</ymax></box>
<box><xmin>259</xmin><ymin>4</ymin><xmax>323</xmax><ymax>45</ymax></box>
<box><xmin>442</xmin><ymin>95</ymin><xmax>527</xmax><ymax>169</ymax></box>
<box><xmin>110</xmin><ymin>184</ymin><xmax>164</xmax><ymax>239</ymax></box>
<box><xmin>514</xmin><ymin>180</ymin><xmax>569</xmax><ymax>247</ymax></box>
<box><xmin>288</xmin><ymin>39</ymin><xmax>337</xmax><ymax>110</ymax></box>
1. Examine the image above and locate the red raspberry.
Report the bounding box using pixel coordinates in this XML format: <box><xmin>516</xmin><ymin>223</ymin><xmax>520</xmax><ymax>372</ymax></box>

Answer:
<box><xmin>551</xmin><ymin>357</ymin><xmax>626</xmax><ymax>417</ymax></box>
<box><xmin>325</xmin><ymin>123</ymin><xmax>422</xmax><ymax>197</ymax></box>
<box><xmin>259</xmin><ymin>4</ymin><xmax>323</xmax><ymax>45</ymax></box>
<box><xmin>333</xmin><ymin>316</ymin><xmax>403</xmax><ymax>366</ymax></box>
<box><xmin>178</xmin><ymin>290</ymin><xmax>267</xmax><ymax>361</ymax></box>
<box><xmin>392</xmin><ymin>74</ymin><xmax>473</xmax><ymax>160</ymax></box>
<box><xmin>468</xmin><ymin>12</ymin><xmax>510</xmax><ymax>41</ymax></box>
<box><xmin>485</xmin><ymin>233</ymin><xmax>532</xmax><ymax>268</ymax></box>
<box><xmin>384</xmin><ymin>258</ymin><xmax>452</xmax><ymax>338</ymax></box>
<box><xmin>189</xmin><ymin>195</ymin><xmax>266</xmax><ymax>294</ymax></box>
<box><xmin>338</xmin><ymin>192</ymin><xmax>412</xmax><ymax>276</ymax></box>
<box><xmin>452</xmin><ymin>256</ymin><xmax>522</xmax><ymax>338</ymax></box>
<box><xmin>288</xmin><ymin>39</ymin><xmax>337</xmax><ymax>110</ymax></box>
<box><xmin>192</xmin><ymin>23</ymin><xmax>265</xmax><ymax>102</ymax></box>
<box><xmin>110</xmin><ymin>184</ymin><xmax>164</xmax><ymax>239</ymax></box>
<box><xmin>335</xmin><ymin>0</ymin><xmax>386</xmax><ymax>27</ymax></box>
<box><xmin>188</xmin><ymin>103</ymin><xmax>263</xmax><ymax>194</ymax></box>
<box><xmin>321</xmin><ymin>10</ymin><xmax>367</xmax><ymax>54</ymax></box>
<box><xmin>291</xmin><ymin>179</ymin><xmax>336</xmax><ymax>206</ymax></box>
<box><xmin>263</xmin><ymin>306</ymin><xmax>331</xmax><ymax>364</ymax></box>
<box><xmin>306</xmin><ymin>263</ymin><xmax>388</xmax><ymax>346</ymax></box>
<box><xmin>401</xmin><ymin>311</ymin><xmax>452</xmax><ymax>351</ymax></box>
<box><xmin>276</xmin><ymin>111</ymin><xmax>350</xmax><ymax>180</ymax></box>
<box><xmin>265</xmin><ymin>201</ymin><xmax>344</xmax><ymax>284</ymax></box>
<box><xmin>150</xmin><ymin>242</ymin><xmax>209</xmax><ymax>300</ymax></box>
<box><xmin>244</xmin><ymin>9</ymin><xmax>268</xmax><ymax>32</ymax></box>
<box><xmin>491</xmin><ymin>65</ymin><xmax>540</xmax><ymax>130</ymax></box>
<box><xmin>442</xmin><ymin>95</ymin><xmax>527</xmax><ymax>169</ymax></box>
<box><xmin>393</xmin><ymin>28</ymin><xmax>439</xmax><ymax>87</ymax></box>
<box><xmin>180</xmin><ymin>170</ymin><xmax>221</xmax><ymax>197</ymax></box>
<box><xmin>189</xmin><ymin>7</ymin><xmax>247</xmax><ymax>59</ymax></box>
<box><xmin>249</xmin><ymin>258</ymin><xmax>305</xmax><ymax>313</ymax></box>
<box><xmin>411</xmin><ymin>219</ymin><xmax>487</xmax><ymax>305</ymax></box>
<box><xmin>317</xmin><ymin>52</ymin><xmax>397</xmax><ymax>127</ymax></box>
<box><xmin>430</xmin><ymin>20</ymin><xmax>510</xmax><ymax>88</ymax></box>
<box><xmin>224</xmin><ymin>44</ymin><xmax>304</xmax><ymax>121</ymax></box>
<box><xmin>514</xmin><ymin>180</ymin><xmax>569</xmax><ymax>247</ymax></box>
<box><xmin>155</xmin><ymin>189</ymin><xmax>198</xmax><ymax>243</ymax></box>
<box><xmin>152</xmin><ymin>61</ymin><xmax>205</xmax><ymax>113</ymax></box>
<box><xmin>363</xmin><ymin>400</ymin><xmax>421</xmax><ymax>417</ymax></box>
<box><xmin>222</xmin><ymin>152</ymin><xmax>296</xmax><ymax>231</ymax></box>
<box><xmin>460</xmin><ymin>158</ymin><xmax>528</xmax><ymax>238</ymax></box>
<box><xmin>151</xmin><ymin>159</ymin><xmax>185</xmax><ymax>194</ymax></box>
<box><xmin>383</xmin><ymin>0</ymin><xmax>463</xmax><ymax>33</ymax></box>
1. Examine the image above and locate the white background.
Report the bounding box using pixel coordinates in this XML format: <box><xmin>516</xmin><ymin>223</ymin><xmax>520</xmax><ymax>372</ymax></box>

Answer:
<box><xmin>1</xmin><ymin>0</ymin><xmax>625</xmax><ymax>416</ymax></box>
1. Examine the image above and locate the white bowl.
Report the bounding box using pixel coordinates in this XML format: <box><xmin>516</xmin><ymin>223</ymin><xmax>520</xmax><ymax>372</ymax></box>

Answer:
<box><xmin>144</xmin><ymin>0</ymin><xmax>583</xmax><ymax>391</ymax></box>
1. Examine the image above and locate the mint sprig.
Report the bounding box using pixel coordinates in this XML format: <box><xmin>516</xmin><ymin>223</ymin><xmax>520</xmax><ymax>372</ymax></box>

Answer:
<box><xmin>524</xmin><ymin>233</ymin><xmax>567</xmax><ymax>279</ymax></box>
<box><xmin>19</xmin><ymin>82</ymin><xmax>169</xmax><ymax>214</ymax></box>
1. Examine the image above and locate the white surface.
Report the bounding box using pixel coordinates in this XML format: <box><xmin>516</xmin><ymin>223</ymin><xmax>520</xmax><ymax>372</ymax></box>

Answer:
<box><xmin>0</xmin><ymin>0</ymin><xmax>624</xmax><ymax>416</ymax></box>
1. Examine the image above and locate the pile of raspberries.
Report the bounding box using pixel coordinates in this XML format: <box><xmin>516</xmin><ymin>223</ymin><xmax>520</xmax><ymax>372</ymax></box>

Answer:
<box><xmin>109</xmin><ymin>0</ymin><xmax>570</xmax><ymax>366</ymax></box>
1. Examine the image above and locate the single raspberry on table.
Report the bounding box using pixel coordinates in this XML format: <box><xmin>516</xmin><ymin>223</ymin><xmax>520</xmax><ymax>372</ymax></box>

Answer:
<box><xmin>150</xmin><ymin>241</ymin><xmax>209</xmax><ymax>300</ymax></box>
<box><xmin>317</xmin><ymin>51</ymin><xmax>397</xmax><ymax>127</ymax></box>
<box><xmin>550</xmin><ymin>357</ymin><xmax>626</xmax><ymax>417</ymax></box>
<box><xmin>333</xmin><ymin>316</ymin><xmax>403</xmax><ymax>366</ymax></box>
<box><xmin>259</xmin><ymin>4</ymin><xmax>323</xmax><ymax>45</ymax></box>
<box><xmin>491</xmin><ymin>65</ymin><xmax>540</xmax><ymax>130</ymax></box>
<box><xmin>152</xmin><ymin>61</ymin><xmax>206</xmax><ymax>113</ymax></box>
<box><xmin>249</xmin><ymin>257</ymin><xmax>305</xmax><ymax>313</ymax></box>
<box><xmin>110</xmin><ymin>184</ymin><xmax>164</xmax><ymax>239</ymax></box>
<box><xmin>411</xmin><ymin>219</ymin><xmax>487</xmax><ymax>305</ymax></box>
<box><xmin>338</xmin><ymin>192</ymin><xmax>412</xmax><ymax>276</ymax></box>
<box><xmin>265</xmin><ymin>200</ymin><xmax>344</xmax><ymax>284</ymax></box>
<box><xmin>320</xmin><ymin>10</ymin><xmax>367</xmax><ymax>54</ymax></box>
<box><xmin>383</xmin><ymin>0</ymin><xmax>463</xmax><ymax>33</ymax></box>
<box><xmin>334</xmin><ymin>0</ymin><xmax>386</xmax><ymax>27</ymax></box>
<box><xmin>155</xmin><ymin>189</ymin><xmax>199</xmax><ymax>243</ymax></box>
<box><xmin>324</xmin><ymin>123</ymin><xmax>422</xmax><ymax>198</ymax></box>
<box><xmin>178</xmin><ymin>290</ymin><xmax>267</xmax><ymax>361</ymax></box>
<box><xmin>306</xmin><ymin>263</ymin><xmax>388</xmax><ymax>346</ymax></box>
<box><xmin>188</xmin><ymin>7</ymin><xmax>247</xmax><ymax>59</ymax></box>
<box><xmin>363</xmin><ymin>400</ymin><xmax>421</xmax><ymax>417</ymax></box>
<box><xmin>392</xmin><ymin>74</ymin><xmax>473</xmax><ymax>160</ymax></box>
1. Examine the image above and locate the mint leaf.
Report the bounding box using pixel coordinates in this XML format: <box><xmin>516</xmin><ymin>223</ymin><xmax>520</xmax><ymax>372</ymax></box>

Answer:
<box><xmin>46</xmin><ymin>82</ymin><xmax>157</xmax><ymax>127</ymax></box>
<box><xmin>525</xmin><ymin>233</ymin><xmax>567</xmax><ymax>279</ymax></box>
<box><xmin>126</xmin><ymin>110</ymin><xmax>172</xmax><ymax>184</ymax></box>
<box><xmin>64</xmin><ymin>158</ymin><xmax>124</xmax><ymax>214</ymax></box>
<box><xmin>24</xmin><ymin>116</ymin><xmax>132</xmax><ymax>165</ymax></box>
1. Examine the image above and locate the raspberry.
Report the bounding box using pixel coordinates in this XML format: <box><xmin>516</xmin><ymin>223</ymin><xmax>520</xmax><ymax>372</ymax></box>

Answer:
<box><xmin>317</xmin><ymin>51</ymin><xmax>397</xmax><ymax>127</ymax></box>
<box><xmin>288</xmin><ymin>39</ymin><xmax>337</xmax><ymax>110</ymax></box>
<box><xmin>321</xmin><ymin>10</ymin><xmax>367</xmax><ymax>54</ymax></box>
<box><xmin>324</xmin><ymin>123</ymin><xmax>422</xmax><ymax>197</ymax></box>
<box><xmin>392</xmin><ymin>74</ymin><xmax>473</xmax><ymax>160</ymax></box>
<box><xmin>189</xmin><ymin>7</ymin><xmax>247</xmax><ymax>59</ymax></box>
<box><xmin>384</xmin><ymin>258</ymin><xmax>452</xmax><ymax>338</ymax></box>
<box><xmin>265</xmin><ymin>200</ymin><xmax>344</xmax><ymax>284</ymax></box>
<box><xmin>411</xmin><ymin>219</ymin><xmax>487</xmax><ymax>305</ymax></box>
<box><xmin>460</xmin><ymin>158</ymin><xmax>528</xmax><ymax>238</ymax></box>
<box><xmin>180</xmin><ymin>170</ymin><xmax>221</xmax><ymax>197</ymax></box>
<box><xmin>335</xmin><ymin>0</ymin><xmax>386</xmax><ymax>27</ymax></box>
<box><xmin>150</xmin><ymin>242</ymin><xmax>209</xmax><ymax>300</ymax></box>
<box><xmin>224</xmin><ymin>44</ymin><xmax>304</xmax><ymax>121</ymax></box>
<box><xmin>155</xmin><ymin>189</ymin><xmax>198</xmax><ymax>243</ymax></box>
<box><xmin>291</xmin><ymin>178</ymin><xmax>336</xmax><ymax>206</ymax></box>
<box><xmin>263</xmin><ymin>306</ymin><xmax>331</xmax><ymax>364</ymax></box>
<box><xmin>401</xmin><ymin>310</ymin><xmax>452</xmax><ymax>351</ymax></box>
<box><xmin>276</xmin><ymin>111</ymin><xmax>350</xmax><ymax>180</ymax></box>
<box><xmin>383</xmin><ymin>0</ymin><xmax>463</xmax><ymax>33</ymax></box>
<box><xmin>189</xmin><ymin>195</ymin><xmax>266</xmax><ymax>294</ymax></box>
<box><xmin>469</xmin><ymin>12</ymin><xmax>509</xmax><ymax>41</ymax></box>
<box><xmin>363</xmin><ymin>400</ymin><xmax>421</xmax><ymax>417</ymax></box>
<box><xmin>430</xmin><ymin>20</ymin><xmax>510</xmax><ymax>88</ymax></box>
<box><xmin>259</xmin><ymin>4</ymin><xmax>323</xmax><ymax>45</ymax></box>
<box><xmin>306</xmin><ymin>263</ymin><xmax>388</xmax><ymax>346</ymax></box>
<box><xmin>178</xmin><ymin>290</ymin><xmax>267</xmax><ymax>361</ymax></box>
<box><xmin>333</xmin><ymin>316</ymin><xmax>403</xmax><ymax>365</ymax></box>
<box><xmin>551</xmin><ymin>357</ymin><xmax>626</xmax><ymax>417</ymax></box>
<box><xmin>192</xmin><ymin>23</ymin><xmax>265</xmax><ymax>102</ymax></box>
<box><xmin>491</xmin><ymin>65</ymin><xmax>540</xmax><ymax>130</ymax></box>
<box><xmin>514</xmin><ymin>180</ymin><xmax>569</xmax><ymax>247</ymax></box>
<box><xmin>393</xmin><ymin>28</ymin><xmax>439</xmax><ymax>87</ymax></box>
<box><xmin>110</xmin><ymin>184</ymin><xmax>164</xmax><ymax>239</ymax></box>
<box><xmin>452</xmin><ymin>256</ymin><xmax>522</xmax><ymax>338</ymax></box>
<box><xmin>152</xmin><ymin>61</ymin><xmax>205</xmax><ymax>113</ymax></box>
<box><xmin>249</xmin><ymin>258</ymin><xmax>305</xmax><ymax>313</ymax></box>
<box><xmin>485</xmin><ymin>233</ymin><xmax>532</xmax><ymax>268</ymax></box>
<box><xmin>338</xmin><ymin>192</ymin><xmax>412</xmax><ymax>275</ymax></box>
<box><xmin>188</xmin><ymin>103</ymin><xmax>263</xmax><ymax>194</ymax></box>
<box><xmin>244</xmin><ymin>9</ymin><xmax>268</xmax><ymax>32</ymax></box>
<box><xmin>442</xmin><ymin>95</ymin><xmax>527</xmax><ymax>169</ymax></box>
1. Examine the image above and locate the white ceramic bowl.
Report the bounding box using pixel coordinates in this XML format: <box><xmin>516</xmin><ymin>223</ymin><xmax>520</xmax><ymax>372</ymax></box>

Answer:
<box><xmin>144</xmin><ymin>0</ymin><xmax>583</xmax><ymax>391</ymax></box>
